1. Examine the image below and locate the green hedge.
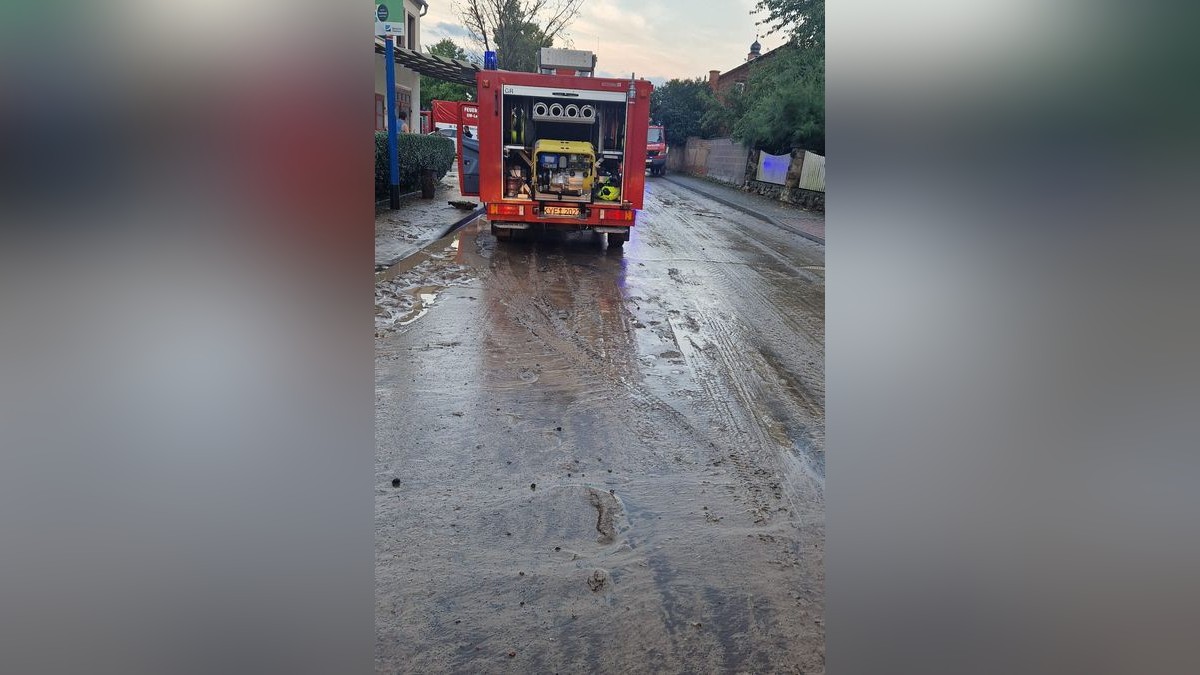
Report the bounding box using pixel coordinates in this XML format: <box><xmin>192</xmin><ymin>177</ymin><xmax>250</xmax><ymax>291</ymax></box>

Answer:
<box><xmin>374</xmin><ymin>131</ymin><xmax>456</xmax><ymax>199</ymax></box>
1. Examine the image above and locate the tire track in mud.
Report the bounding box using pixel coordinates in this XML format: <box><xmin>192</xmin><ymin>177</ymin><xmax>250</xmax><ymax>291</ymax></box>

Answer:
<box><xmin>669</xmin><ymin>307</ymin><xmax>820</xmax><ymax>528</ymax></box>
<box><xmin>640</xmin><ymin>185</ymin><xmax>825</xmax><ymax>402</ymax></box>
<box><xmin>644</xmin><ymin>182</ymin><xmax>825</xmax><ymax>287</ymax></box>
<box><xmin>632</xmin><ymin>183</ymin><xmax>827</xmax><ymax>583</ymax></box>
<box><xmin>639</xmin><ymin>185</ymin><xmax>825</xmax><ymax>484</ymax></box>
<box><xmin>644</xmin><ymin>183</ymin><xmax>825</xmax><ymax>343</ymax></box>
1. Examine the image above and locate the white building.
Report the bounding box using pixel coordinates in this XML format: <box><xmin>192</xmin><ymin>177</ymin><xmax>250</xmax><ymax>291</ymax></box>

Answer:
<box><xmin>375</xmin><ymin>1</ymin><xmax>427</xmax><ymax>132</ymax></box>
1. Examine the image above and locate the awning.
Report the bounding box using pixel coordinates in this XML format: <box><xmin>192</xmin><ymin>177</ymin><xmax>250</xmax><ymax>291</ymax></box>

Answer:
<box><xmin>374</xmin><ymin>39</ymin><xmax>481</xmax><ymax>87</ymax></box>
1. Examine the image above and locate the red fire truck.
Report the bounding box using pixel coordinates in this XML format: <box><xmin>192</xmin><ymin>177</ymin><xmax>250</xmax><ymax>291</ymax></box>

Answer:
<box><xmin>429</xmin><ymin>99</ymin><xmax>479</xmax><ymax>134</ymax></box>
<box><xmin>455</xmin><ymin>49</ymin><xmax>652</xmax><ymax>248</ymax></box>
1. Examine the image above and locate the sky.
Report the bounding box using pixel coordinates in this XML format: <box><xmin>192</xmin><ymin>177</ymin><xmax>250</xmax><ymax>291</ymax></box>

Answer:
<box><xmin>419</xmin><ymin>0</ymin><xmax>788</xmax><ymax>86</ymax></box>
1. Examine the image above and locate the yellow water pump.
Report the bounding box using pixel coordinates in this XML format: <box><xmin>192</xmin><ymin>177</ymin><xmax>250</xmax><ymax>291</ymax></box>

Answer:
<box><xmin>533</xmin><ymin>140</ymin><xmax>595</xmax><ymax>198</ymax></box>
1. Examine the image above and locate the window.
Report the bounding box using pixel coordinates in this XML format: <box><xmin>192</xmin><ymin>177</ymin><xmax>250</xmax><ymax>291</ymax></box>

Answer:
<box><xmin>377</xmin><ymin>88</ymin><xmax>412</xmax><ymax>131</ymax></box>
<box><xmin>407</xmin><ymin>14</ymin><xmax>415</xmax><ymax>50</ymax></box>
<box><xmin>733</xmin><ymin>82</ymin><xmax>746</xmax><ymax>94</ymax></box>
<box><xmin>396</xmin><ymin>86</ymin><xmax>412</xmax><ymax>127</ymax></box>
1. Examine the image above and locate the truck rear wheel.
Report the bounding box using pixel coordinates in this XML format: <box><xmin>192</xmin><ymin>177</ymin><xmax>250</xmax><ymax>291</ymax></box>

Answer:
<box><xmin>491</xmin><ymin>223</ymin><xmax>512</xmax><ymax>241</ymax></box>
<box><xmin>607</xmin><ymin>231</ymin><xmax>628</xmax><ymax>248</ymax></box>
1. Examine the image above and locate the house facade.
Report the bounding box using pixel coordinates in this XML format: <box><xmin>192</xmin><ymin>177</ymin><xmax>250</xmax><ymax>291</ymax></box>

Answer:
<box><xmin>375</xmin><ymin>1</ymin><xmax>427</xmax><ymax>132</ymax></box>
<box><xmin>707</xmin><ymin>39</ymin><xmax>784</xmax><ymax>100</ymax></box>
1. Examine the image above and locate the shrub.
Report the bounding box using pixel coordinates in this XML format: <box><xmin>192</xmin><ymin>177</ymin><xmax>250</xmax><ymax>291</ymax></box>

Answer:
<box><xmin>374</xmin><ymin>131</ymin><xmax>456</xmax><ymax>199</ymax></box>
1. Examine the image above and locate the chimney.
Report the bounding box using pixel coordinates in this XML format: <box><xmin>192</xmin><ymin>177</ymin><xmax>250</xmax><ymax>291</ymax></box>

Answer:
<box><xmin>708</xmin><ymin>69</ymin><xmax>720</xmax><ymax>92</ymax></box>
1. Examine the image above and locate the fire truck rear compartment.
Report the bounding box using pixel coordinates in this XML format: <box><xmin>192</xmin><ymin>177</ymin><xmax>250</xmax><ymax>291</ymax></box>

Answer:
<box><xmin>501</xmin><ymin>94</ymin><xmax>628</xmax><ymax>209</ymax></box>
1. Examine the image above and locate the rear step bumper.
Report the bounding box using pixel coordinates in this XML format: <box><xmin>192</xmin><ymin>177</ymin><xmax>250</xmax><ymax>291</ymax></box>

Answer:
<box><xmin>493</xmin><ymin>223</ymin><xmax>629</xmax><ymax>233</ymax></box>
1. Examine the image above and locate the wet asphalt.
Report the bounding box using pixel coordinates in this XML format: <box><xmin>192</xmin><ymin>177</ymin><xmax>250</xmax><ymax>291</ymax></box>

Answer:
<box><xmin>375</xmin><ymin>177</ymin><xmax>825</xmax><ymax>673</ymax></box>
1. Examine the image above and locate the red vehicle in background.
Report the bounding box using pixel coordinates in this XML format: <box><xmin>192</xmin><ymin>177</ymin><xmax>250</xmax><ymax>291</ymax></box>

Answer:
<box><xmin>455</xmin><ymin>49</ymin><xmax>652</xmax><ymax>248</ymax></box>
<box><xmin>426</xmin><ymin>100</ymin><xmax>479</xmax><ymax>157</ymax></box>
<box><xmin>430</xmin><ymin>99</ymin><xmax>478</xmax><ymax>135</ymax></box>
<box><xmin>646</xmin><ymin>124</ymin><xmax>667</xmax><ymax>176</ymax></box>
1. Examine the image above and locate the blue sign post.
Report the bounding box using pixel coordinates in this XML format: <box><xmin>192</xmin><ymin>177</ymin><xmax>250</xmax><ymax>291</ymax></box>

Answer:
<box><xmin>384</xmin><ymin>33</ymin><xmax>400</xmax><ymax>209</ymax></box>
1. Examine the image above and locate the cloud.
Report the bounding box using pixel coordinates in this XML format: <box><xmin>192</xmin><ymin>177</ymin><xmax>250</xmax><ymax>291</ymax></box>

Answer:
<box><xmin>594</xmin><ymin>70</ymin><xmax>666</xmax><ymax>87</ymax></box>
<box><xmin>433</xmin><ymin>21</ymin><xmax>471</xmax><ymax>39</ymax></box>
<box><xmin>418</xmin><ymin>0</ymin><xmax>786</xmax><ymax>82</ymax></box>
<box><xmin>563</xmin><ymin>0</ymin><xmax>771</xmax><ymax>81</ymax></box>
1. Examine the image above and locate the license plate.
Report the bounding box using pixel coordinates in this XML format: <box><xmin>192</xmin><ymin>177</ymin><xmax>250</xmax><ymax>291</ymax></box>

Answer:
<box><xmin>542</xmin><ymin>206</ymin><xmax>579</xmax><ymax>217</ymax></box>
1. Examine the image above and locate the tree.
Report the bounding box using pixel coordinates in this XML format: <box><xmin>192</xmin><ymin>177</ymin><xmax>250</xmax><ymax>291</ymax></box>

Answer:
<box><xmin>493</xmin><ymin>17</ymin><xmax>552</xmax><ymax>72</ymax></box>
<box><xmin>420</xmin><ymin>39</ymin><xmax>476</xmax><ymax>109</ymax></box>
<box><xmin>711</xmin><ymin>0</ymin><xmax>825</xmax><ymax>154</ymax></box>
<box><xmin>649</xmin><ymin>78</ymin><xmax>722</xmax><ymax>147</ymax></box>
<box><xmin>753</xmin><ymin>0</ymin><xmax>824</xmax><ymax>49</ymax></box>
<box><xmin>455</xmin><ymin>0</ymin><xmax>583</xmax><ymax>72</ymax></box>
<box><xmin>731</xmin><ymin>45</ymin><xmax>824</xmax><ymax>155</ymax></box>
<box><xmin>702</xmin><ymin>84</ymin><xmax>750</xmax><ymax>139</ymax></box>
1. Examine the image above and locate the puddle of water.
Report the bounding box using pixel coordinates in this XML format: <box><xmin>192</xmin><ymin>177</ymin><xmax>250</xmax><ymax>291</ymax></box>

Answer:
<box><xmin>376</xmin><ymin>226</ymin><xmax>482</xmax><ymax>333</ymax></box>
<box><xmin>378</xmin><ymin>282</ymin><xmax>453</xmax><ymax>331</ymax></box>
<box><xmin>397</xmin><ymin>290</ymin><xmax>438</xmax><ymax>326</ymax></box>
<box><xmin>376</xmin><ymin>214</ymin><xmax>480</xmax><ymax>283</ymax></box>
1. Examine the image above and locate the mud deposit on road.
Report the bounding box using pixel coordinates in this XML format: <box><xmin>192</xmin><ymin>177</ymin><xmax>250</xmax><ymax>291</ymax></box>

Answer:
<box><xmin>376</xmin><ymin>179</ymin><xmax>825</xmax><ymax>673</ymax></box>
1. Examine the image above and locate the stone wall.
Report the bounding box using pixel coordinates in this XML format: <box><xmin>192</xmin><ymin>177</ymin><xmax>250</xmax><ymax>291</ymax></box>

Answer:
<box><xmin>666</xmin><ymin>146</ymin><xmax>686</xmax><ymax>172</ymax></box>
<box><xmin>781</xmin><ymin>187</ymin><xmax>825</xmax><ymax>211</ymax></box>
<box><xmin>746</xmin><ymin>179</ymin><xmax>784</xmax><ymax>200</ymax></box>
<box><xmin>704</xmin><ymin>138</ymin><xmax>751</xmax><ymax>185</ymax></box>
<box><xmin>675</xmin><ymin>138</ymin><xmax>826</xmax><ymax>212</ymax></box>
<box><xmin>677</xmin><ymin>137</ymin><xmax>751</xmax><ymax>185</ymax></box>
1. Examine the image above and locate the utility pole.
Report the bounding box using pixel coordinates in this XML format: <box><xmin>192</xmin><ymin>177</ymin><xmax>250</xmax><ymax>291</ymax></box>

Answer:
<box><xmin>377</xmin><ymin>4</ymin><xmax>401</xmax><ymax>209</ymax></box>
<box><xmin>385</xmin><ymin>34</ymin><xmax>400</xmax><ymax>209</ymax></box>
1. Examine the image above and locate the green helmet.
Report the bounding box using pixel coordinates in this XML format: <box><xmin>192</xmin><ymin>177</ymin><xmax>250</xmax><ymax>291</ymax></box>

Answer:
<box><xmin>598</xmin><ymin>185</ymin><xmax>621</xmax><ymax>201</ymax></box>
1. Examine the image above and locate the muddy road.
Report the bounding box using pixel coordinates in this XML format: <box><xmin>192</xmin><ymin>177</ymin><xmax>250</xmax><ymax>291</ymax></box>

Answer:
<box><xmin>376</xmin><ymin>178</ymin><xmax>825</xmax><ymax>673</ymax></box>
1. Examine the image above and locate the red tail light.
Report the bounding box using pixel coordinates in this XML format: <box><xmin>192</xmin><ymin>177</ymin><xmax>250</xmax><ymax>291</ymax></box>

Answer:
<box><xmin>488</xmin><ymin>203</ymin><xmax>525</xmax><ymax>216</ymax></box>
<box><xmin>599</xmin><ymin>209</ymin><xmax>635</xmax><ymax>222</ymax></box>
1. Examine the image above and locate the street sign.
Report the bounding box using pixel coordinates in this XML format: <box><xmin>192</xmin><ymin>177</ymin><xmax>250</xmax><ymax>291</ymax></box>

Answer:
<box><xmin>375</xmin><ymin>4</ymin><xmax>405</xmax><ymax>38</ymax></box>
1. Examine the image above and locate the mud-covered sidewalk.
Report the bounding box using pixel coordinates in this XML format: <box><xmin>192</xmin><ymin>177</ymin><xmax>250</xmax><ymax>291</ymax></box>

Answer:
<box><xmin>375</xmin><ymin>172</ymin><xmax>480</xmax><ymax>269</ymax></box>
<box><xmin>663</xmin><ymin>173</ymin><xmax>825</xmax><ymax>244</ymax></box>
<box><xmin>376</xmin><ymin>177</ymin><xmax>825</xmax><ymax>673</ymax></box>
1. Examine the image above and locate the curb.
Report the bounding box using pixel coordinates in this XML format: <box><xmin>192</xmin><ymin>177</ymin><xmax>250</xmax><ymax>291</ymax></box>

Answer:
<box><xmin>374</xmin><ymin>205</ymin><xmax>485</xmax><ymax>278</ymax></box>
<box><xmin>661</xmin><ymin>175</ymin><xmax>824</xmax><ymax>245</ymax></box>
<box><xmin>437</xmin><ymin>204</ymin><xmax>486</xmax><ymax>239</ymax></box>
